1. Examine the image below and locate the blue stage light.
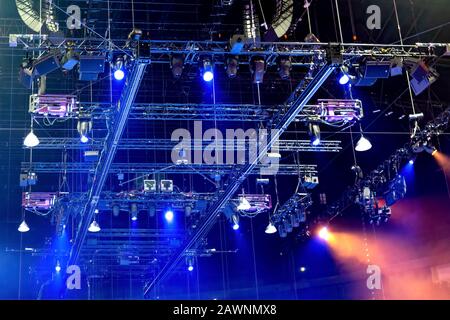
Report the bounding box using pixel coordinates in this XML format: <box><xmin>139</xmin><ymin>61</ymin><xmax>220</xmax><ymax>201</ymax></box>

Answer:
<box><xmin>80</xmin><ymin>135</ymin><xmax>89</xmax><ymax>143</ymax></box>
<box><xmin>409</xmin><ymin>159</ymin><xmax>414</xmax><ymax>165</ymax></box>
<box><xmin>114</xmin><ymin>69</ymin><xmax>125</xmax><ymax>81</ymax></box>
<box><xmin>203</xmin><ymin>70</ymin><xmax>214</xmax><ymax>82</ymax></box>
<box><xmin>339</xmin><ymin>73</ymin><xmax>350</xmax><ymax>85</ymax></box>
<box><xmin>188</xmin><ymin>265</ymin><xmax>194</xmax><ymax>272</ymax></box>
<box><xmin>232</xmin><ymin>223</ymin><xmax>239</xmax><ymax>230</ymax></box>
<box><xmin>55</xmin><ymin>262</ymin><xmax>61</xmax><ymax>273</ymax></box>
<box><xmin>312</xmin><ymin>137</ymin><xmax>321</xmax><ymax>146</ymax></box>
<box><xmin>165</xmin><ymin>209</ymin><xmax>174</xmax><ymax>223</ymax></box>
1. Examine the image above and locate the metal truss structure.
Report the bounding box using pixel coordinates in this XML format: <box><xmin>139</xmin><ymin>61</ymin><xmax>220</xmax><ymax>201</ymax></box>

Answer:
<box><xmin>30</xmin><ymin>137</ymin><xmax>342</xmax><ymax>153</ymax></box>
<box><xmin>30</xmin><ymin>100</ymin><xmax>363</xmax><ymax>123</ymax></box>
<box><xmin>9</xmin><ymin>35</ymin><xmax>447</xmax><ymax>64</ymax></box>
<box><xmin>12</xmin><ymin>32</ymin><xmax>448</xmax><ymax>296</ymax></box>
<box><xmin>22</xmin><ymin>162</ymin><xmax>319</xmax><ymax>176</ymax></box>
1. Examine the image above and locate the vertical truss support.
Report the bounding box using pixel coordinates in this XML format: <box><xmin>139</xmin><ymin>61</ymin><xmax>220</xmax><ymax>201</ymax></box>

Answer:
<box><xmin>67</xmin><ymin>60</ymin><xmax>148</xmax><ymax>267</ymax></box>
<box><xmin>143</xmin><ymin>63</ymin><xmax>336</xmax><ymax>297</ymax></box>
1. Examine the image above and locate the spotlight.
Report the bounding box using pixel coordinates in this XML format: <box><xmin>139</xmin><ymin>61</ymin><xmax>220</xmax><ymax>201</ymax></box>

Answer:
<box><xmin>424</xmin><ymin>143</ymin><xmax>437</xmax><ymax>156</ymax></box>
<box><xmin>188</xmin><ymin>265</ymin><xmax>194</xmax><ymax>272</ymax></box>
<box><xmin>308</xmin><ymin>123</ymin><xmax>321</xmax><ymax>146</ymax></box>
<box><xmin>55</xmin><ymin>261</ymin><xmax>61</xmax><ymax>273</ymax></box>
<box><xmin>201</xmin><ymin>58</ymin><xmax>214</xmax><ymax>82</ymax></box>
<box><xmin>184</xmin><ymin>205</ymin><xmax>193</xmax><ymax>217</ymax></box>
<box><xmin>148</xmin><ymin>205</ymin><xmax>156</xmax><ymax>218</ymax></box>
<box><xmin>250</xmin><ymin>57</ymin><xmax>266</xmax><ymax>84</ymax></box>
<box><xmin>88</xmin><ymin>220</ymin><xmax>101</xmax><ymax>233</ymax></box>
<box><xmin>237</xmin><ymin>196</ymin><xmax>251</xmax><ymax>211</ymax></box>
<box><xmin>355</xmin><ymin>134</ymin><xmax>372</xmax><ymax>152</ymax></box>
<box><xmin>232</xmin><ymin>214</ymin><xmax>240</xmax><ymax>230</ymax></box>
<box><xmin>77</xmin><ymin>120</ymin><xmax>92</xmax><ymax>143</ymax></box>
<box><xmin>112</xmin><ymin>57</ymin><xmax>125</xmax><ymax>81</ymax></box>
<box><xmin>112</xmin><ymin>203</ymin><xmax>120</xmax><ymax>217</ymax></box>
<box><xmin>18</xmin><ymin>60</ymin><xmax>34</xmax><ymax>89</ymax></box>
<box><xmin>130</xmin><ymin>203</ymin><xmax>138</xmax><ymax>221</ymax></box>
<box><xmin>338</xmin><ymin>66</ymin><xmax>350</xmax><ymax>85</ymax></box>
<box><xmin>278</xmin><ymin>57</ymin><xmax>292</xmax><ymax>80</ymax></box>
<box><xmin>409</xmin><ymin>159</ymin><xmax>414</xmax><ymax>165</ymax></box>
<box><xmin>170</xmin><ymin>55</ymin><xmax>184</xmax><ymax>79</ymax></box>
<box><xmin>18</xmin><ymin>220</ymin><xmax>30</xmax><ymax>233</ymax></box>
<box><xmin>318</xmin><ymin>226</ymin><xmax>330</xmax><ymax>241</ymax></box>
<box><xmin>114</xmin><ymin>69</ymin><xmax>125</xmax><ymax>81</ymax></box>
<box><xmin>23</xmin><ymin>129</ymin><xmax>40</xmax><ymax>148</ymax></box>
<box><xmin>300</xmin><ymin>266</ymin><xmax>306</xmax><ymax>272</ymax></box>
<box><xmin>80</xmin><ymin>135</ymin><xmax>89</xmax><ymax>143</ymax></box>
<box><xmin>225</xmin><ymin>56</ymin><xmax>239</xmax><ymax>78</ymax></box>
<box><xmin>165</xmin><ymin>209</ymin><xmax>174</xmax><ymax>223</ymax></box>
<box><xmin>265</xmin><ymin>222</ymin><xmax>277</xmax><ymax>234</ymax></box>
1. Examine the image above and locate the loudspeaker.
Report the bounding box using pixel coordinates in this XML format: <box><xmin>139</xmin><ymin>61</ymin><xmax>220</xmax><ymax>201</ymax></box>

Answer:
<box><xmin>363</xmin><ymin>61</ymin><xmax>391</xmax><ymax>78</ymax></box>
<box><xmin>32</xmin><ymin>54</ymin><xmax>60</xmax><ymax>76</ymax></box>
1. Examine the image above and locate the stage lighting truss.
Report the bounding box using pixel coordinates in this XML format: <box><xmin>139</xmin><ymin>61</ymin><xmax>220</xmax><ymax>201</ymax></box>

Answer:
<box><xmin>272</xmin><ymin>193</ymin><xmax>312</xmax><ymax>237</ymax></box>
<box><xmin>29</xmin><ymin>94</ymin><xmax>78</xmax><ymax>118</ymax></box>
<box><xmin>234</xmin><ymin>194</ymin><xmax>272</xmax><ymax>217</ymax></box>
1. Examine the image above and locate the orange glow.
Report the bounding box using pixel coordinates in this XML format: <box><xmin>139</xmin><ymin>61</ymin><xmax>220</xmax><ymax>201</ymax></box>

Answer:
<box><xmin>432</xmin><ymin>151</ymin><xmax>450</xmax><ymax>175</ymax></box>
<box><xmin>317</xmin><ymin>226</ymin><xmax>332</xmax><ymax>241</ymax></box>
<box><xmin>325</xmin><ymin>196</ymin><xmax>450</xmax><ymax>299</ymax></box>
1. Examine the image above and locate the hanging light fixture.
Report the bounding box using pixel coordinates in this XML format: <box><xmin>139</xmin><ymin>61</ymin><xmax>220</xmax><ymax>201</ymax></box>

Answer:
<box><xmin>355</xmin><ymin>134</ymin><xmax>372</xmax><ymax>152</ymax></box>
<box><xmin>23</xmin><ymin>129</ymin><xmax>40</xmax><ymax>147</ymax></box>
<box><xmin>18</xmin><ymin>220</ymin><xmax>30</xmax><ymax>233</ymax></box>
<box><xmin>265</xmin><ymin>222</ymin><xmax>277</xmax><ymax>234</ymax></box>
<box><xmin>237</xmin><ymin>196</ymin><xmax>251</xmax><ymax>211</ymax></box>
<box><xmin>88</xmin><ymin>220</ymin><xmax>101</xmax><ymax>232</ymax></box>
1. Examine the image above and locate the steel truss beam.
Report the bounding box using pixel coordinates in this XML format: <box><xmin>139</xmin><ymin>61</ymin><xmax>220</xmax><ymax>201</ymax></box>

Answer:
<box><xmin>67</xmin><ymin>59</ymin><xmax>149</xmax><ymax>268</ymax></box>
<box><xmin>31</xmin><ymin>101</ymin><xmax>362</xmax><ymax>123</ymax></box>
<box><xmin>22</xmin><ymin>162</ymin><xmax>318</xmax><ymax>176</ymax></box>
<box><xmin>31</xmin><ymin>138</ymin><xmax>342</xmax><ymax>152</ymax></box>
<box><xmin>143</xmin><ymin>62</ymin><xmax>336</xmax><ymax>297</ymax></box>
<box><xmin>9</xmin><ymin>35</ymin><xmax>447</xmax><ymax>64</ymax></box>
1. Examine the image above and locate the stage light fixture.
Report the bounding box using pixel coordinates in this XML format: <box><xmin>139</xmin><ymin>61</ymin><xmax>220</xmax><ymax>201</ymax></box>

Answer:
<box><xmin>409</xmin><ymin>159</ymin><xmax>414</xmax><ymax>165</ymax></box>
<box><xmin>77</xmin><ymin>119</ymin><xmax>92</xmax><ymax>143</ymax></box>
<box><xmin>18</xmin><ymin>220</ymin><xmax>30</xmax><ymax>233</ymax></box>
<box><xmin>187</xmin><ymin>259</ymin><xmax>194</xmax><ymax>272</ymax></box>
<box><xmin>112</xmin><ymin>57</ymin><xmax>125</xmax><ymax>81</ymax></box>
<box><xmin>130</xmin><ymin>203</ymin><xmax>138</xmax><ymax>221</ymax></box>
<box><xmin>225</xmin><ymin>56</ymin><xmax>239</xmax><ymax>78</ymax></box>
<box><xmin>112</xmin><ymin>204</ymin><xmax>120</xmax><ymax>217</ymax></box>
<box><xmin>338</xmin><ymin>66</ymin><xmax>351</xmax><ymax>85</ymax></box>
<box><xmin>300</xmin><ymin>267</ymin><xmax>306</xmax><ymax>272</ymax></box>
<box><xmin>88</xmin><ymin>220</ymin><xmax>101</xmax><ymax>233</ymax></box>
<box><xmin>265</xmin><ymin>222</ymin><xmax>277</xmax><ymax>234</ymax></box>
<box><xmin>23</xmin><ymin>129</ymin><xmax>40</xmax><ymax>148</ymax></box>
<box><xmin>148</xmin><ymin>205</ymin><xmax>156</xmax><ymax>218</ymax></box>
<box><xmin>170</xmin><ymin>55</ymin><xmax>184</xmax><ymax>79</ymax></box>
<box><xmin>237</xmin><ymin>196</ymin><xmax>251</xmax><ymax>211</ymax></box>
<box><xmin>250</xmin><ymin>57</ymin><xmax>266</xmax><ymax>84</ymax></box>
<box><xmin>55</xmin><ymin>261</ymin><xmax>61</xmax><ymax>273</ymax></box>
<box><xmin>318</xmin><ymin>226</ymin><xmax>330</xmax><ymax>241</ymax></box>
<box><xmin>201</xmin><ymin>58</ymin><xmax>214</xmax><ymax>82</ymax></box>
<box><xmin>232</xmin><ymin>214</ymin><xmax>240</xmax><ymax>230</ymax></box>
<box><xmin>165</xmin><ymin>209</ymin><xmax>174</xmax><ymax>223</ymax></box>
<box><xmin>308</xmin><ymin>123</ymin><xmax>321</xmax><ymax>146</ymax></box>
<box><xmin>278</xmin><ymin>57</ymin><xmax>292</xmax><ymax>80</ymax></box>
<box><xmin>355</xmin><ymin>134</ymin><xmax>372</xmax><ymax>152</ymax></box>
<box><xmin>18</xmin><ymin>60</ymin><xmax>34</xmax><ymax>89</ymax></box>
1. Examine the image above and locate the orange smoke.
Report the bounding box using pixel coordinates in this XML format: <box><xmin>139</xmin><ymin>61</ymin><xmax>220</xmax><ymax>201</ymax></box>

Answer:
<box><xmin>433</xmin><ymin>151</ymin><xmax>450</xmax><ymax>176</ymax></box>
<box><xmin>324</xmin><ymin>196</ymin><xmax>450</xmax><ymax>299</ymax></box>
